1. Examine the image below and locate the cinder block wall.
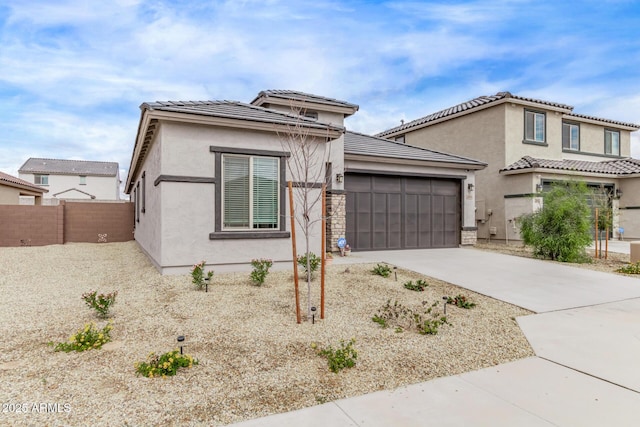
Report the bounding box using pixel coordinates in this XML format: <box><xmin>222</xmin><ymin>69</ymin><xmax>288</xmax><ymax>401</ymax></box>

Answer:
<box><xmin>0</xmin><ymin>202</ymin><xmax>134</xmax><ymax>247</ymax></box>
<box><xmin>63</xmin><ymin>202</ymin><xmax>135</xmax><ymax>243</ymax></box>
<box><xmin>0</xmin><ymin>205</ymin><xmax>64</xmax><ymax>246</ymax></box>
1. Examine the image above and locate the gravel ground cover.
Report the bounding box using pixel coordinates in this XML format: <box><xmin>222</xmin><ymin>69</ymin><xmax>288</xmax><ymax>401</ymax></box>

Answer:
<box><xmin>473</xmin><ymin>242</ymin><xmax>637</xmax><ymax>276</ymax></box>
<box><xmin>0</xmin><ymin>242</ymin><xmax>532</xmax><ymax>426</ymax></box>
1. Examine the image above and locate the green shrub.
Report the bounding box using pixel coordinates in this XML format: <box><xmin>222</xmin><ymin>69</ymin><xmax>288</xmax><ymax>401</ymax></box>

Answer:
<box><xmin>616</xmin><ymin>262</ymin><xmax>640</xmax><ymax>274</ymax></box>
<box><xmin>52</xmin><ymin>322</ymin><xmax>112</xmax><ymax>352</ymax></box>
<box><xmin>372</xmin><ymin>299</ymin><xmax>449</xmax><ymax>335</ymax></box>
<box><xmin>82</xmin><ymin>290</ymin><xmax>118</xmax><ymax>318</ymax></box>
<box><xmin>518</xmin><ymin>181</ymin><xmax>593</xmax><ymax>262</ymax></box>
<box><xmin>250</xmin><ymin>258</ymin><xmax>273</xmax><ymax>285</ymax></box>
<box><xmin>446</xmin><ymin>294</ymin><xmax>476</xmax><ymax>309</ymax></box>
<box><xmin>135</xmin><ymin>350</ymin><xmax>198</xmax><ymax>378</ymax></box>
<box><xmin>191</xmin><ymin>261</ymin><xmax>214</xmax><ymax>290</ymax></box>
<box><xmin>403</xmin><ymin>279</ymin><xmax>428</xmax><ymax>291</ymax></box>
<box><xmin>317</xmin><ymin>339</ymin><xmax>357</xmax><ymax>373</ymax></box>
<box><xmin>372</xmin><ymin>263</ymin><xmax>392</xmax><ymax>277</ymax></box>
<box><xmin>297</xmin><ymin>252</ymin><xmax>320</xmax><ymax>279</ymax></box>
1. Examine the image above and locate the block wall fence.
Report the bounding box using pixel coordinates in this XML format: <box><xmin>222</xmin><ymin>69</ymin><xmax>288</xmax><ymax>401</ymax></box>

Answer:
<box><xmin>0</xmin><ymin>201</ymin><xmax>134</xmax><ymax>247</ymax></box>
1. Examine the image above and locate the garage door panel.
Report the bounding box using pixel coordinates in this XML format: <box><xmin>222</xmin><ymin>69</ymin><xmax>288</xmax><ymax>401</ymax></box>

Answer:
<box><xmin>418</xmin><ymin>194</ymin><xmax>432</xmax><ymax>247</ymax></box>
<box><xmin>373</xmin><ymin>176</ymin><xmax>402</xmax><ymax>192</ymax></box>
<box><xmin>388</xmin><ymin>194</ymin><xmax>402</xmax><ymax>249</ymax></box>
<box><xmin>345</xmin><ymin>174</ymin><xmax>459</xmax><ymax>250</ymax></box>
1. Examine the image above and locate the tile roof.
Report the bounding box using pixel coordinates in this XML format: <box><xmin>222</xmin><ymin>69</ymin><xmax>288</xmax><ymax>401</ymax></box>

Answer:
<box><xmin>565</xmin><ymin>113</ymin><xmax>639</xmax><ymax>129</ymax></box>
<box><xmin>0</xmin><ymin>171</ymin><xmax>48</xmax><ymax>193</ymax></box>
<box><xmin>251</xmin><ymin>90</ymin><xmax>359</xmax><ymax>111</ymax></box>
<box><xmin>19</xmin><ymin>158</ymin><xmax>119</xmax><ymax>176</ymax></box>
<box><xmin>344</xmin><ymin>131</ymin><xmax>486</xmax><ymax>167</ymax></box>
<box><xmin>376</xmin><ymin>91</ymin><xmax>639</xmax><ymax>137</ymax></box>
<box><xmin>501</xmin><ymin>156</ymin><xmax>640</xmax><ymax>175</ymax></box>
<box><xmin>142</xmin><ymin>100</ymin><xmax>344</xmax><ymax>131</ymax></box>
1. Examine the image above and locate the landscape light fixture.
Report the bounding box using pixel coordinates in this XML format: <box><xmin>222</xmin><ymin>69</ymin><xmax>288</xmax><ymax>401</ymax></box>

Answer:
<box><xmin>442</xmin><ymin>296</ymin><xmax>448</xmax><ymax>315</ymax></box>
<box><xmin>311</xmin><ymin>306</ymin><xmax>317</xmax><ymax>324</ymax></box>
<box><xmin>393</xmin><ymin>266</ymin><xmax>398</xmax><ymax>281</ymax></box>
<box><xmin>177</xmin><ymin>335</ymin><xmax>185</xmax><ymax>354</ymax></box>
<box><xmin>204</xmin><ymin>276</ymin><xmax>210</xmax><ymax>292</ymax></box>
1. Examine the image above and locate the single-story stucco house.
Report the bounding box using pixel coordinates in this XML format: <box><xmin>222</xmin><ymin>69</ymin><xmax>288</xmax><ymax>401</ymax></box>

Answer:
<box><xmin>125</xmin><ymin>90</ymin><xmax>485</xmax><ymax>274</ymax></box>
<box><xmin>0</xmin><ymin>171</ymin><xmax>48</xmax><ymax>205</ymax></box>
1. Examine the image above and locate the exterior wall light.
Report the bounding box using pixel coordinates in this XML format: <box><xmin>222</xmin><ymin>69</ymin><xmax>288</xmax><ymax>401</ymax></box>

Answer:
<box><xmin>616</xmin><ymin>188</ymin><xmax>623</xmax><ymax>198</ymax></box>
<box><xmin>336</xmin><ymin>173</ymin><xmax>344</xmax><ymax>183</ymax></box>
<box><xmin>467</xmin><ymin>183</ymin><xmax>474</xmax><ymax>191</ymax></box>
<box><xmin>536</xmin><ymin>183</ymin><xmax>543</xmax><ymax>192</ymax></box>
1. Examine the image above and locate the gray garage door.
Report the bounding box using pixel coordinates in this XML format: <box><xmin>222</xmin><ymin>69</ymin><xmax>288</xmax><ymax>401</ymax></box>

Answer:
<box><xmin>345</xmin><ymin>174</ymin><xmax>460</xmax><ymax>250</ymax></box>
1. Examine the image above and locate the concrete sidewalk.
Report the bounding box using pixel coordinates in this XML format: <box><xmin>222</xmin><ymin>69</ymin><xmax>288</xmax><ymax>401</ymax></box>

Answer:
<box><xmin>228</xmin><ymin>249</ymin><xmax>640</xmax><ymax>427</ymax></box>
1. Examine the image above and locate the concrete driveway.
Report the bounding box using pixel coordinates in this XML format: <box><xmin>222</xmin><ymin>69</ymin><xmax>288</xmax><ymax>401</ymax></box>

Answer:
<box><xmin>348</xmin><ymin>247</ymin><xmax>640</xmax><ymax>313</ymax></box>
<box><xmin>230</xmin><ymin>248</ymin><xmax>640</xmax><ymax>427</ymax></box>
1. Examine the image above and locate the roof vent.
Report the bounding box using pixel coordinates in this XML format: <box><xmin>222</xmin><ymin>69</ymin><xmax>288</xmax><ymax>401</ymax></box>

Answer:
<box><xmin>400</xmin><ymin>119</ymin><xmax>405</xmax><ymax>125</ymax></box>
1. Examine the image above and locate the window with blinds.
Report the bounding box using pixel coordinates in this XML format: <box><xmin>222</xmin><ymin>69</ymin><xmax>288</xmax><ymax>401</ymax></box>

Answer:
<box><xmin>223</xmin><ymin>154</ymin><xmax>279</xmax><ymax>230</ymax></box>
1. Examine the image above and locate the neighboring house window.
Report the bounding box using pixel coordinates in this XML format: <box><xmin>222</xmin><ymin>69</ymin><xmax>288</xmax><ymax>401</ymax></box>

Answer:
<box><xmin>395</xmin><ymin>135</ymin><xmax>405</xmax><ymax>144</ymax></box>
<box><xmin>34</xmin><ymin>174</ymin><xmax>49</xmax><ymax>185</ymax></box>
<box><xmin>303</xmin><ymin>111</ymin><xmax>318</xmax><ymax>120</ymax></box>
<box><xmin>562</xmin><ymin>122</ymin><xmax>580</xmax><ymax>151</ymax></box>
<box><xmin>222</xmin><ymin>154</ymin><xmax>279</xmax><ymax>230</ymax></box>
<box><xmin>141</xmin><ymin>171</ymin><xmax>146</xmax><ymax>213</ymax></box>
<box><xmin>79</xmin><ymin>175</ymin><xmax>87</xmax><ymax>185</ymax></box>
<box><xmin>605</xmin><ymin>129</ymin><xmax>620</xmax><ymax>156</ymax></box>
<box><xmin>524</xmin><ymin>110</ymin><xmax>546</xmax><ymax>143</ymax></box>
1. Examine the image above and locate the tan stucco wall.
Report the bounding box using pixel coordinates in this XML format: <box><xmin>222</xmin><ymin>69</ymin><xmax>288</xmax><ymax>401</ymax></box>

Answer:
<box><xmin>0</xmin><ymin>186</ymin><xmax>19</xmax><ymax>204</ymax></box>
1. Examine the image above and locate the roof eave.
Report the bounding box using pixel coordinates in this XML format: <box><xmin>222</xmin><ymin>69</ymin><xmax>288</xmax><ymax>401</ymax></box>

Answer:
<box><xmin>379</xmin><ymin>97</ymin><xmax>573</xmax><ymax>138</ymax></box>
<box><xmin>500</xmin><ymin>167</ymin><xmax>620</xmax><ymax>178</ymax></box>
<box><xmin>253</xmin><ymin>97</ymin><xmax>359</xmax><ymax>117</ymax></box>
<box><xmin>344</xmin><ymin>153</ymin><xmax>486</xmax><ymax>170</ymax></box>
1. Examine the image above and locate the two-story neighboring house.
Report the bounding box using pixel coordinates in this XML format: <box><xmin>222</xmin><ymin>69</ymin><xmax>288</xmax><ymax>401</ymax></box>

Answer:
<box><xmin>377</xmin><ymin>92</ymin><xmax>640</xmax><ymax>241</ymax></box>
<box><xmin>18</xmin><ymin>158</ymin><xmax>121</xmax><ymax>204</ymax></box>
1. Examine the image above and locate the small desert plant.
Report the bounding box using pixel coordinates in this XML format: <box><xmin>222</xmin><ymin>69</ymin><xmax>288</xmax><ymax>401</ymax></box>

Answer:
<box><xmin>297</xmin><ymin>252</ymin><xmax>320</xmax><ymax>279</ymax></box>
<box><xmin>135</xmin><ymin>350</ymin><xmax>198</xmax><ymax>378</ymax></box>
<box><xmin>191</xmin><ymin>261</ymin><xmax>214</xmax><ymax>290</ymax></box>
<box><xmin>616</xmin><ymin>262</ymin><xmax>640</xmax><ymax>274</ymax></box>
<box><xmin>82</xmin><ymin>290</ymin><xmax>118</xmax><ymax>318</ymax></box>
<box><xmin>403</xmin><ymin>279</ymin><xmax>428</xmax><ymax>292</ymax></box>
<box><xmin>317</xmin><ymin>339</ymin><xmax>358</xmax><ymax>373</ymax></box>
<box><xmin>372</xmin><ymin>263</ymin><xmax>392</xmax><ymax>277</ymax></box>
<box><xmin>372</xmin><ymin>299</ymin><xmax>449</xmax><ymax>335</ymax></box>
<box><xmin>446</xmin><ymin>294</ymin><xmax>476</xmax><ymax>309</ymax></box>
<box><xmin>52</xmin><ymin>322</ymin><xmax>112</xmax><ymax>352</ymax></box>
<box><xmin>250</xmin><ymin>258</ymin><xmax>273</xmax><ymax>285</ymax></box>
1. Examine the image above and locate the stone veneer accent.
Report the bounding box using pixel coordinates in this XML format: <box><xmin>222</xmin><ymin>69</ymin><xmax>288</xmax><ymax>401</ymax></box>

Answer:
<box><xmin>461</xmin><ymin>229</ymin><xmax>477</xmax><ymax>246</ymax></box>
<box><xmin>325</xmin><ymin>192</ymin><xmax>346</xmax><ymax>252</ymax></box>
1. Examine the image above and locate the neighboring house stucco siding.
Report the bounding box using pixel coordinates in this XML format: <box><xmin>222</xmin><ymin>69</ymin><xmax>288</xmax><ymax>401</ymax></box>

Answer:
<box><xmin>394</xmin><ymin>94</ymin><xmax>639</xmax><ymax>242</ymax></box>
<box><xmin>19</xmin><ymin>172</ymin><xmax>120</xmax><ymax>201</ymax></box>
<box><xmin>0</xmin><ymin>186</ymin><xmax>18</xmax><ymax>204</ymax></box>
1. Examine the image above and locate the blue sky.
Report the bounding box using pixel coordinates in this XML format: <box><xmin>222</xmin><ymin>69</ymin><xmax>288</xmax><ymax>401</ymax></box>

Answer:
<box><xmin>2</xmin><ymin>0</ymin><xmax>640</xmax><ymax>193</ymax></box>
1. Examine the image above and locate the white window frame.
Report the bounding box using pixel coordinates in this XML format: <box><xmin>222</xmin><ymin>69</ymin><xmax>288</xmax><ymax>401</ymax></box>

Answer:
<box><xmin>221</xmin><ymin>154</ymin><xmax>280</xmax><ymax>231</ymax></box>
<box><xmin>524</xmin><ymin>110</ymin><xmax>546</xmax><ymax>143</ymax></box>
<box><xmin>605</xmin><ymin>129</ymin><xmax>620</xmax><ymax>156</ymax></box>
